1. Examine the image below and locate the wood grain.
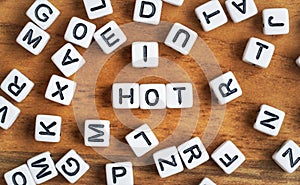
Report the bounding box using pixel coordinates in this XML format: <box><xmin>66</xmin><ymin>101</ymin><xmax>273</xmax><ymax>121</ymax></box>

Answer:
<box><xmin>0</xmin><ymin>0</ymin><xmax>300</xmax><ymax>184</ymax></box>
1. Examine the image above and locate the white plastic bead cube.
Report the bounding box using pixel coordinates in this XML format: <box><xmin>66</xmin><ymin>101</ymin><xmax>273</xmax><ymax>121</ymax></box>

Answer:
<box><xmin>16</xmin><ymin>22</ymin><xmax>50</xmax><ymax>55</ymax></box>
<box><xmin>177</xmin><ymin>137</ymin><xmax>209</xmax><ymax>170</ymax></box>
<box><xmin>296</xmin><ymin>56</ymin><xmax>300</xmax><ymax>67</ymax></box>
<box><xmin>45</xmin><ymin>75</ymin><xmax>77</xmax><ymax>106</ymax></box>
<box><xmin>242</xmin><ymin>37</ymin><xmax>275</xmax><ymax>68</ymax></box>
<box><xmin>199</xmin><ymin>177</ymin><xmax>216</xmax><ymax>185</ymax></box>
<box><xmin>225</xmin><ymin>0</ymin><xmax>258</xmax><ymax>23</ymax></box>
<box><xmin>140</xmin><ymin>84</ymin><xmax>166</xmax><ymax>109</ymax></box>
<box><xmin>0</xmin><ymin>96</ymin><xmax>20</xmax><ymax>130</ymax></box>
<box><xmin>125</xmin><ymin>124</ymin><xmax>159</xmax><ymax>157</ymax></box>
<box><xmin>35</xmin><ymin>115</ymin><xmax>62</xmax><ymax>143</ymax></box>
<box><xmin>26</xmin><ymin>0</ymin><xmax>60</xmax><ymax>30</ymax></box>
<box><xmin>195</xmin><ymin>0</ymin><xmax>228</xmax><ymax>32</ymax></box>
<box><xmin>1</xmin><ymin>69</ymin><xmax>34</xmax><ymax>103</ymax></box>
<box><xmin>209</xmin><ymin>71</ymin><xmax>242</xmax><ymax>105</ymax></box>
<box><xmin>84</xmin><ymin>120</ymin><xmax>110</xmax><ymax>147</ymax></box>
<box><xmin>112</xmin><ymin>83</ymin><xmax>139</xmax><ymax>109</ymax></box>
<box><xmin>153</xmin><ymin>146</ymin><xmax>184</xmax><ymax>178</ymax></box>
<box><xmin>94</xmin><ymin>21</ymin><xmax>127</xmax><ymax>54</ymax></box>
<box><xmin>106</xmin><ymin>162</ymin><xmax>134</xmax><ymax>185</ymax></box>
<box><xmin>163</xmin><ymin>0</ymin><xmax>184</xmax><ymax>6</ymax></box>
<box><xmin>51</xmin><ymin>43</ymin><xmax>86</xmax><ymax>77</ymax></box>
<box><xmin>4</xmin><ymin>164</ymin><xmax>36</xmax><ymax>185</ymax></box>
<box><xmin>263</xmin><ymin>8</ymin><xmax>289</xmax><ymax>35</ymax></box>
<box><xmin>56</xmin><ymin>149</ymin><xmax>90</xmax><ymax>183</ymax></box>
<box><xmin>164</xmin><ymin>23</ymin><xmax>198</xmax><ymax>55</ymax></box>
<box><xmin>64</xmin><ymin>17</ymin><xmax>96</xmax><ymax>48</ymax></box>
<box><xmin>166</xmin><ymin>83</ymin><xmax>193</xmax><ymax>108</ymax></box>
<box><xmin>83</xmin><ymin>0</ymin><xmax>113</xmax><ymax>20</ymax></box>
<box><xmin>27</xmin><ymin>151</ymin><xmax>58</xmax><ymax>184</ymax></box>
<box><xmin>272</xmin><ymin>140</ymin><xmax>300</xmax><ymax>173</ymax></box>
<box><xmin>133</xmin><ymin>0</ymin><xmax>163</xmax><ymax>25</ymax></box>
<box><xmin>211</xmin><ymin>140</ymin><xmax>245</xmax><ymax>174</ymax></box>
<box><xmin>132</xmin><ymin>42</ymin><xmax>159</xmax><ymax>68</ymax></box>
<box><xmin>253</xmin><ymin>104</ymin><xmax>285</xmax><ymax>136</ymax></box>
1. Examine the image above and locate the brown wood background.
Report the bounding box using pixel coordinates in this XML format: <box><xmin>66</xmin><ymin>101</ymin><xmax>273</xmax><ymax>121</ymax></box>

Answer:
<box><xmin>0</xmin><ymin>0</ymin><xmax>300</xmax><ymax>184</ymax></box>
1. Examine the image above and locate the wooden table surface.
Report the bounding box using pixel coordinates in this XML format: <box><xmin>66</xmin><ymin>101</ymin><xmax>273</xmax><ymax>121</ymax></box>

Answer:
<box><xmin>0</xmin><ymin>0</ymin><xmax>299</xmax><ymax>184</ymax></box>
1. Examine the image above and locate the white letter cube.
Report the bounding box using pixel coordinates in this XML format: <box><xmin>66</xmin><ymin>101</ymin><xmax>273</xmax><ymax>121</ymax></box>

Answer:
<box><xmin>140</xmin><ymin>84</ymin><xmax>166</xmax><ymax>109</ymax></box>
<box><xmin>125</xmin><ymin>124</ymin><xmax>159</xmax><ymax>157</ymax></box>
<box><xmin>56</xmin><ymin>149</ymin><xmax>90</xmax><ymax>183</ymax></box>
<box><xmin>0</xmin><ymin>96</ymin><xmax>20</xmax><ymax>130</ymax></box>
<box><xmin>211</xmin><ymin>140</ymin><xmax>245</xmax><ymax>174</ymax></box>
<box><xmin>106</xmin><ymin>162</ymin><xmax>134</xmax><ymax>185</ymax></box>
<box><xmin>164</xmin><ymin>23</ymin><xmax>198</xmax><ymax>55</ymax></box>
<box><xmin>166</xmin><ymin>83</ymin><xmax>193</xmax><ymax>108</ymax></box>
<box><xmin>35</xmin><ymin>115</ymin><xmax>62</xmax><ymax>143</ymax></box>
<box><xmin>132</xmin><ymin>42</ymin><xmax>159</xmax><ymax>68</ymax></box>
<box><xmin>195</xmin><ymin>0</ymin><xmax>228</xmax><ymax>32</ymax></box>
<box><xmin>83</xmin><ymin>0</ymin><xmax>113</xmax><ymax>20</ymax></box>
<box><xmin>51</xmin><ymin>43</ymin><xmax>86</xmax><ymax>77</ymax></box>
<box><xmin>199</xmin><ymin>177</ymin><xmax>216</xmax><ymax>185</ymax></box>
<box><xmin>225</xmin><ymin>0</ymin><xmax>258</xmax><ymax>23</ymax></box>
<box><xmin>254</xmin><ymin>104</ymin><xmax>285</xmax><ymax>136</ymax></box>
<box><xmin>243</xmin><ymin>37</ymin><xmax>275</xmax><ymax>68</ymax></box>
<box><xmin>177</xmin><ymin>137</ymin><xmax>209</xmax><ymax>170</ymax></box>
<box><xmin>45</xmin><ymin>75</ymin><xmax>77</xmax><ymax>106</ymax></box>
<box><xmin>133</xmin><ymin>0</ymin><xmax>163</xmax><ymax>25</ymax></box>
<box><xmin>64</xmin><ymin>17</ymin><xmax>96</xmax><ymax>48</ymax></box>
<box><xmin>4</xmin><ymin>164</ymin><xmax>36</xmax><ymax>185</ymax></box>
<box><xmin>209</xmin><ymin>71</ymin><xmax>242</xmax><ymax>105</ymax></box>
<box><xmin>272</xmin><ymin>140</ymin><xmax>300</xmax><ymax>173</ymax></box>
<box><xmin>27</xmin><ymin>151</ymin><xmax>58</xmax><ymax>184</ymax></box>
<box><xmin>1</xmin><ymin>69</ymin><xmax>34</xmax><ymax>103</ymax></box>
<box><xmin>94</xmin><ymin>21</ymin><xmax>127</xmax><ymax>54</ymax></box>
<box><xmin>26</xmin><ymin>0</ymin><xmax>60</xmax><ymax>30</ymax></box>
<box><xmin>263</xmin><ymin>8</ymin><xmax>289</xmax><ymax>35</ymax></box>
<box><xmin>297</xmin><ymin>56</ymin><xmax>300</xmax><ymax>67</ymax></box>
<box><xmin>112</xmin><ymin>83</ymin><xmax>140</xmax><ymax>109</ymax></box>
<box><xmin>84</xmin><ymin>120</ymin><xmax>110</xmax><ymax>147</ymax></box>
<box><xmin>163</xmin><ymin>0</ymin><xmax>184</xmax><ymax>6</ymax></box>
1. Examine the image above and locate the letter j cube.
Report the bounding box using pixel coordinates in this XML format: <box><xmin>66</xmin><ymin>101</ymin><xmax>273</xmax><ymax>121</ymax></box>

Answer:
<box><xmin>84</xmin><ymin>120</ymin><xmax>110</xmax><ymax>147</ymax></box>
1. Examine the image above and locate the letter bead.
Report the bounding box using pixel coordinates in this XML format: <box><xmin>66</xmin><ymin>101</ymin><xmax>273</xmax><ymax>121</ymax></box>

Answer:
<box><xmin>83</xmin><ymin>0</ymin><xmax>113</xmax><ymax>20</ymax></box>
<box><xmin>106</xmin><ymin>162</ymin><xmax>134</xmax><ymax>185</ymax></box>
<box><xmin>263</xmin><ymin>8</ymin><xmax>289</xmax><ymax>35</ymax></box>
<box><xmin>84</xmin><ymin>120</ymin><xmax>110</xmax><ymax>147</ymax></box>
<box><xmin>4</xmin><ymin>164</ymin><xmax>36</xmax><ymax>185</ymax></box>
<box><xmin>35</xmin><ymin>115</ymin><xmax>62</xmax><ymax>143</ymax></box>
<box><xmin>112</xmin><ymin>83</ymin><xmax>140</xmax><ymax>109</ymax></box>
<box><xmin>133</xmin><ymin>0</ymin><xmax>163</xmax><ymax>25</ymax></box>
<box><xmin>0</xmin><ymin>96</ymin><xmax>20</xmax><ymax>130</ymax></box>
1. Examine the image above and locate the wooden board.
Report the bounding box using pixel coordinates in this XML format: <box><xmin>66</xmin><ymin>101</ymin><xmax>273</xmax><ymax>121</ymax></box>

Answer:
<box><xmin>0</xmin><ymin>0</ymin><xmax>299</xmax><ymax>184</ymax></box>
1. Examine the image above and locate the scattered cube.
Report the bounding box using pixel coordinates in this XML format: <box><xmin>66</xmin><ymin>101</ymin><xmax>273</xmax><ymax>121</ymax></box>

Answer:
<box><xmin>140</xmin><ymin>84</ymin><xmax>166</xmax><ymax>109</ymax></box>
<box><xmin>153</xmin><ymin>146</ymin><xmax>184</xmax><ymax>178</ymax></box>
<box><xmin>112</xmin><ymin>83</ymin><xmax>140</xmax><ymax>109</ymax></box>
<box><xmin>177</xmin><ymin>137</ymin><xmax>209</xmax><ymax>170</ymax></box>
<box><xmin>1</xmin><ymin>69</ymin><xmax>34</xmax><ymax>103</ymax></box>
<box><xmin>35</xmin><ymin>115</ymin><xmax>62</xmax><ymax>143</ymax></box>
<box><xmin>166</xmin><ymin>83</ymin><xmax>193</xmax><ymax>108</ymax></box>
<box><xmin>16</xmin><ymin>22</ymin><xmax>50</xmax><ymax>55</ymax></box>
<box><xmin>51</xmin><ymin>43</ymin><xmax>86</xmax><ymax>77</ymax></box>
<box><xmin>164</xmin><ymin>23</ymin><xmax>198</xmax><ymax>55</ymax></box>
<box><xmin>132</xmin><ymin>42</ymin><xmax>159</xmax><ymax>68</ymax></box>
<box><xmin>209</xmin><ymin>71</ymin><xmax>242</xmax><ymax>105</ymax></box>
<box><xmin>296</xmin><ymin>56</ymin><xmax>300</xmax><ymax>67</ymax></box>
<box><xmin>45</xmin><ymin>75</ymin><xmax>77</xmax><ymax>106</ymax></box>
<box><xmin>84</xmin><ymin>120</ymin><xmax>110</xmax><ymax>147</ymax></box>
<box><xmin>253</xmin><ymin>104</ymin><xmax>285</xmax><ymax>136</ymax></box>
<box><xmin>133</xmin><ymin>0</ymin><xmax>163</xmax><ymax>25</ymax></box>
<box><xmin>64</xmin><ymin>17</ymin><xmax>96</xmax><ymax>48</ymax></box>
<box><xmin>211</xmin><ymin>140</ymin><xmax>245</xmax><ymax>174</ymax></box>
<box><xmin>27</xmin><ymin>151</ymin><xmax>58</xmax><ymax>184</ymax></box>
<box><xmin>56</xmin><ymin>149</ymin><xmax>90</xmax><ymax>183</ymax></box>
<box><xmin>242</xmin><ymin>37</ymin><xmax>275</xmax><ymax>68</ymax></box>
<box><xmin>225</xmin><ymin>0</ymin><xmax>258</xmax><ymax>23</ymax></box>
<box><xmin>26</xmin><ymin>0</ymin><xmax>60</xmax><ymax>30</ymax></box>
<box><xmin>94</xmin><ymin>21</ymin><xmax>127</xmax><ymax>54</ymax></box>
<box><xmin>4</xmin><ymin>164</ymin><xmax>36</xmax><ymax>185</ymax></box>
<box><xmin>199</xmin><ymin>177</ymin><xmax>216</xmax><ymax>185</ymax></box>
<box><xmin>106</xmin><ymin>162</ymin><xmax>134</xmax><ymax>185</ymax></box>
<box><xmin>125</xmin><ymin>124</ymin><xmax>159</xmax><ymax>157</ymax></box>
<box><xmin>195</xmin><ymin>0</ymin><xmax>228</xmax><ymax>32</ymax></box>
<box><xmin>272</xmin><ymin>140</ymin><xmax>300</xmax><ymax>173</ymax></box>
<box><xmin>263</xmin><ymin>8</ymin><xmax>289</xmax><ymax>35</ymax></box>
<box><xmin>83</xmin><ymin>0</ymin><xmax>113</xmax><ymax>20</ymax></box>
<box><xmin>163</xmin><ymin>0</ymin><xmax>184</xmax><ymax>6</ymax></box>
<box><xmin>0</xmin><ymin>96</ymin><xmax>20</xmax><ymax>130</ymax></box>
